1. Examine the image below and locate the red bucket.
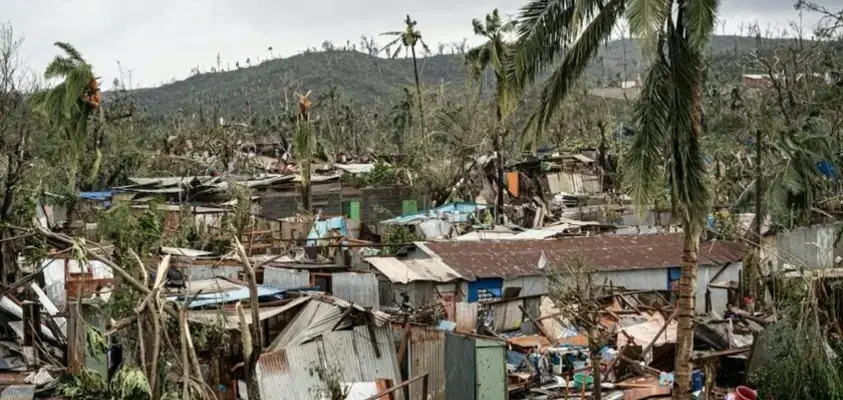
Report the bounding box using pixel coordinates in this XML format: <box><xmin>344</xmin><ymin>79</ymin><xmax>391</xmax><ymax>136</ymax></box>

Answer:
<box><xmin>735</xmin><ymin>386</ymin><xmax>757</xmax><ymax>400</ymax></box>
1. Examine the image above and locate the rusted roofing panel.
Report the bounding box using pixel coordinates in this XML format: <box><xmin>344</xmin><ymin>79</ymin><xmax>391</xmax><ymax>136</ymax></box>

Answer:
<box><xmin>424</xmin><ymin>233</ymin><xmax>746</xmax><ymax>280</ymax></box>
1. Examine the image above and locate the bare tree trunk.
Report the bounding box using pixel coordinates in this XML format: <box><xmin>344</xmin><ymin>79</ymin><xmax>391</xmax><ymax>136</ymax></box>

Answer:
<box><xmin>411</xmin><ymin>45</ymin><xmax>425</xmax><ymax>135</ymax></box>
<box><xmin>590</xmin><ymin>336</ymin><xmax>603</xmax><ymax>400</ymax></box>
<box><xmin>301</xmin><ymin>160</ymin><xmax>311</xmax><ymax>212</ymax></box>
<box><xmin>673</xmin><ymin>227</ymin><xmax>700</xmax><ymax>400</ymax></box>
<box><xmin>495</xmin><ymin>129</ymin><xmax>505</xmax><ymax>226</ymax></box>
<box><xmin>235</xmin><ymin>239</ymin><xmax>263</xmax><ymax>400</ymax></box>
<box><xmin>750</xmin><ymin>128</ymin><xmax>763</xmax><ymax>308</ymax></box>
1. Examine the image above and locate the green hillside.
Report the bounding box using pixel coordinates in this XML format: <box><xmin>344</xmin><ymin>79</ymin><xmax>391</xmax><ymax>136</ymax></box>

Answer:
<box><xmin>123</xmin><ymin>35</ymin><xmax>790</xmax><ymax>116</ymax></box>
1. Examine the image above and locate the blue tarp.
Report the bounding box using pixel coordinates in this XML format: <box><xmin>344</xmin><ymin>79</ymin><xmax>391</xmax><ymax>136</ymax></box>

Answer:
<box><xmin>817</xmin><ymin>160</ymin><xmax>839</xmax><ymax>185</ymax></box>
<box><xmin>306</xmin><ymin>216</ymin><xmax>349</xmax><ymax>246</ymax></box>
<box><xmin>169</xmin><ymin>285</ymin><xmax>285</xmax><ymax>309</ymax></box>
<box><xmin>79</xmin><ymin>191</ymin><xmax>115</xmax><ymax>201</ymax></box>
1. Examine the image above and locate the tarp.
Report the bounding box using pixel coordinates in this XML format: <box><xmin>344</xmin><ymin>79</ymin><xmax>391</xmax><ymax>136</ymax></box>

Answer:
<box><xmin>306</xmin><ymin>216</ymin><xmax>349</xmax><ymax>246</ymax></box>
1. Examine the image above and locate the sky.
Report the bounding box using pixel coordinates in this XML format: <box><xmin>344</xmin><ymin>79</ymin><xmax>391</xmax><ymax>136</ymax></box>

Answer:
<box><xmin>4</xmin><ymin>0</ymin><xmax>838</xmax><ymax>89</ymax></box>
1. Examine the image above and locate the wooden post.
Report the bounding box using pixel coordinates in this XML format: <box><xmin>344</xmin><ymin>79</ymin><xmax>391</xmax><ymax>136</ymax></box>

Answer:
<box><xmin>67</xmin><ymin>300</ymin><xmax>85</xmax><ymax>374</ymax></box>
<box><xmin>22</xmin><ymin>301</ymin><xmax>41</xmax><ymax>365</ymax></box>
<box><xmin>422</xmin><ymin>374</ymin><xmax>429</xmax><ymax>400</ymax></box>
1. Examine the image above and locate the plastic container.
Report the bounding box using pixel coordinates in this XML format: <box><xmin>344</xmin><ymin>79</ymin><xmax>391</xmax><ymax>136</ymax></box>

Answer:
<box><xmin>735</xmin><ymin>386</ymin><xmax>757</xmax><ymax>400</ymax></box>
<box><xmin>572</xmin><ymin>373</ymin><xmax>594</xmax><ymax>390</ymax></box>
<box><xmin>691</xmin><ymin>369</ymin><xmax>703</xmax><ymax>391</ymax></box>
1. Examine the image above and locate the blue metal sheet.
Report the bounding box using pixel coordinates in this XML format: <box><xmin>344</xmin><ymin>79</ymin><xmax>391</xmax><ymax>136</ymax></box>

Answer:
<box><xmin>467</xmin><ymin>278</ymin><xmax>503</xmax><ymax>302</ymax></box>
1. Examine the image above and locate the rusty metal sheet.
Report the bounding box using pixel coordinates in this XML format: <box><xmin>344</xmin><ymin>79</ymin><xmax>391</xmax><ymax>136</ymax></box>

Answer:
<box><xmin>424</xmin><ymin>234</ymin><xmax>747</xmax><ymax>280</ymax></box>
<box><xmin>408</xmin><ymin>326</ymin><xmax>446</xmax><ymax>400</ymax></box>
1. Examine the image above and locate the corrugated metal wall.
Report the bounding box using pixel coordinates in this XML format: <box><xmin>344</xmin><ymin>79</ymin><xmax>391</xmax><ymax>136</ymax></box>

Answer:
<box><xmin>263</xmin><ymin>267</ymin><xmax>310</xmax><ymax>290</ymax></box>
<box><xmin>770</xmin><ymin>223</ymin><xmax>836</xmax><ymax>270</ymax></box>
<box><xmin>502</xmin><ymin>275</ymin><xmax>547</xmax><ymax>297</ymax></box>
<box><xmin>257</xmin><ymin>325</ymin><xmax>403</xmax><ymax>400</ymax></box>
<box><xmin>445</xmin><ymin>333</ymin><xmax>476</xmax><ymax>400</ymax></box>
<box><xmin>408</xmin><ymin>326</ymin><xmax>446</xmax><ymax>400</ymax></box>
<box><xmin>332</xmin><ymin>272</ymin><xmax>380</xmax><ymax>309</ymax></box>
<box><xmin>182</xmin><ymin>265</ymin><xmax>240</xmax><ymax>281</ymax></box>
<box><xmin>455</xmin><ymin>302</ymin><xmax>478</xmax><ymax>333</ymax></box>
<box><xmin>594</xmin><ymin>268</ymin><xmax>667</xmax><ymax>292</ymax></box>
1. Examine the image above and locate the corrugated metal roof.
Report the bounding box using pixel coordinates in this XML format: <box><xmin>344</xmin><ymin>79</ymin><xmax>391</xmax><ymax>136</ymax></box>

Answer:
<box><xmin>258</xmin><ymin>325</ymin><xmax>403</xmax><ymax>400</ymax></box>
<box><xmin>167</xmin><ymin>279</ymin><xmax>285</xmax><ymax>309</ymax></box>
<box><xmin>160</xmin><ymin>247</ymin><xmax>214</xmax><ymax>257</ymax></box>
<box><xmin>424</xmin><ymin>233</ymin><xmax>747</xmax><ymax>280</ymax></box>
<box><xmin>0</xmin><ymin>385</ymin><xmax>34</xmax><ymax>400</ymax></box>
<box><xmin>365</xmin><ymin>257</ymin><xmax>462</xmax><ymax>283</ymax></box>
<box><xmin>332</xmin><ymin>272</ymin><xmax>380</xmax><ymax>309</ymax></box>
<box><xmin>187</xmin><ymin>296</ymin><xmax>310</xmax><ymax>329</ymax></box>
<box><xmin>263</xmin><ymin>267</ymin><xmax>310</xmax><ymax>290</ymax></box>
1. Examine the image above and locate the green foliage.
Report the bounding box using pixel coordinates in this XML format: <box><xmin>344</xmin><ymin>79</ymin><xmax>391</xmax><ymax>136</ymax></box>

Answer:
<box><xmin>97</xmin><ymin>202</ymin><xmax>164</xmax><ymax>254</ymax></box>
<box><xmin>750</xmin><ymin>320</ymin><xmax>843</xmax><ymax>400</ymax></box>
<box><xmin>58</xmin><ymin>365</ymin><xmax>152</xmax><ymax>400</ymax></box>
<box><xmin>381</xmin><ymin>225</ymin><xmax>422</xmax><ymax>255</ymax></box>
<box><xmin>341</xmin><ymin>161</ymin><xmax>402</xmax><ymax>187</ymax></box>
<box><xmin>308</xmin><ymin>362</ymin><xmax>349</xmax><ymax>400</ymax></box>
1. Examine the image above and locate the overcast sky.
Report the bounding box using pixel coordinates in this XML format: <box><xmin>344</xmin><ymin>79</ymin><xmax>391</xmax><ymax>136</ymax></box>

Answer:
<box><xmin>5</xmin><ymin>0</ymin><xmax>838</xmax><ymax>88</ymax></box>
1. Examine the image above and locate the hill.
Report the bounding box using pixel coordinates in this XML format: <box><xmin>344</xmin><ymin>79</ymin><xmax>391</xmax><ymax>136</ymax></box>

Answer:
<box><xmin>124</xmin><ymin>35</ymin><xmax>791</xmax><ymax>116</ymax></box>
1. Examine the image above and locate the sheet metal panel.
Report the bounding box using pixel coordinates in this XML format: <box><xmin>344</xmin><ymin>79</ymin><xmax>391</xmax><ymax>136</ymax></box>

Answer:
<box><xmin>408</xmin><ymin>326</ymin><xmax>446</xmax><ymax>400</ymax></box>
<box><xmin>263</xmin><ymin>267</ymin><xmax>310</xmax><ymax>290</ymax></box>
<box><xmin>445</xmin><ymin>332</ymin><xmax>476</xmax><ymax>400</ymax></box>
<box><xmin>475</xmin><ymin>338</ymin><xmax>507</xmax><ymax>400</ymax></box>
<box><xmin>182</xmin><ymin>265</ymin><xmax>240</xmax><ymax>281</ymax></box>
<box><xmin>0</xmin><ymin>385</ymin><xmax>34</xmax><ymax>400</ymax></box>
<box><xmin>491</xmin><ymin>299</ymin><xmax>523</xmax><ymax>332</ymax></box>
<box><xmin>455</xmin><ymin>302</ymin><xmax>478</xmax><ymax>333</ymax></box>
<box><xmin>332</xmin><ymin>272</ymin><xmax>380</xmax><ymax>309</ymax></box>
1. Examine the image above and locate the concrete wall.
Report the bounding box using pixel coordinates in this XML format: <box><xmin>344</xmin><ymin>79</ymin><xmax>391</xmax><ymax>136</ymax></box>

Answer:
<box><xmin>258</xmin><ymin>186</ymin><xmax>426</xmax><ymax>233</ymax></box>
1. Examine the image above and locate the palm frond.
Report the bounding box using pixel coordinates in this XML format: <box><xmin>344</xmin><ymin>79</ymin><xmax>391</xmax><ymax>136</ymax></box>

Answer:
<box><xmin>380</xmin><ymin>31</ymin><xmax>404</xmax><ymax>36</ymax></box>
<box><xmin>684</xmin><ymin>0</ymin><xmax>720</xmax><ymax>49</ymax></box>
<box><xmin>511</xmin><ymin>0</ymin><xmax>576</xmax><ymax>87</ymax></box>
<box><xmin>472</xmin><ymin>18</ymin><xmax>487</xmax><ymax>35</ymax></box>
<box><xmin>529</xmin><ymin>0</ymin><xmax>624</xmax><ymax>133</ymax></box>
<box><xmin>622</xmin><ymin>51</ymin><xmax>673</xmax><ymax>212</ymax></box>
<box><xmin>44</xmin><ymin>56</ymin><xmax>79</xmax><ymax>79</ymax></box>
<box><xmin>54</xmin><ymin>42</ymin><xmax>86</xmax><ymax>63</ymax></box>
<box><xmin>626</xmin><ymin>0</ymin><xmax>672</xmax><ymax>52</ymax></box>
<box><xmin>666</xmin><ymin>17</ymin><xmax>710</xmax><ymax>228</ymax></box>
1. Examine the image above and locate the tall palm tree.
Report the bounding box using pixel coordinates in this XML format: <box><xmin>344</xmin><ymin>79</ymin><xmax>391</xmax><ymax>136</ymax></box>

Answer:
<box><xmin>381</xmin><ymin>15</ymin><xmax>430</xmax><ymax>134</ymax></box>
<box><xmin>466</xmin><ymin>9</ymin><xmax>517</xmax><ymax>224</ymax></box>
<box><xmin>512</xmin><ymin>1</ymin><xmax>720</xmax><ymax>398</ymax></box>
<box><xmin>28</xmin><ymin>42</ymin><xmax>100</xmax><ymax>166</ymax></box>
<box><xmin>29</xmin><ymin>42</ymin><xmax>102</xmax><ymax>226</ymax></box>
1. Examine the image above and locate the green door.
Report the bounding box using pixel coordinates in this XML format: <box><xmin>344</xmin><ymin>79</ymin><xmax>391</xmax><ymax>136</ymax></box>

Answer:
<box><xmin>475</xmin><ymin>338</ymin><xmax>507</xmax><ymax>400</ymax></box>
<box><xmin>401</xmin><ymin>199</ymin><xmax>418</xmax><ymax>215</ymax></box>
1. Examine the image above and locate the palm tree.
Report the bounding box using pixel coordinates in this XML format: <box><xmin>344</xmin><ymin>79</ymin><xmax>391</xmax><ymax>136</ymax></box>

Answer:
<box><xmin>512</xmin><ymin>1</ymin><xmax>720</xmax><ymax>398</ymax></box>
<box><xmin>28</xmin><ymin>42</ymin><xmax>102</xmax><ymax>225</ymax></box>
<box><xmin>381</xmin><ymin>15</ymin><xmax>430</xmax><ymax>134</ymax></box>
<box><xmin>466</xmin><ymin>9</ymin><xmax>517</xmax><ymax>224</ymax></box>
<box><xmin>293</xmin><ymin>91</ymin><xmax>316</xmax><ymax>212</ymax></box>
